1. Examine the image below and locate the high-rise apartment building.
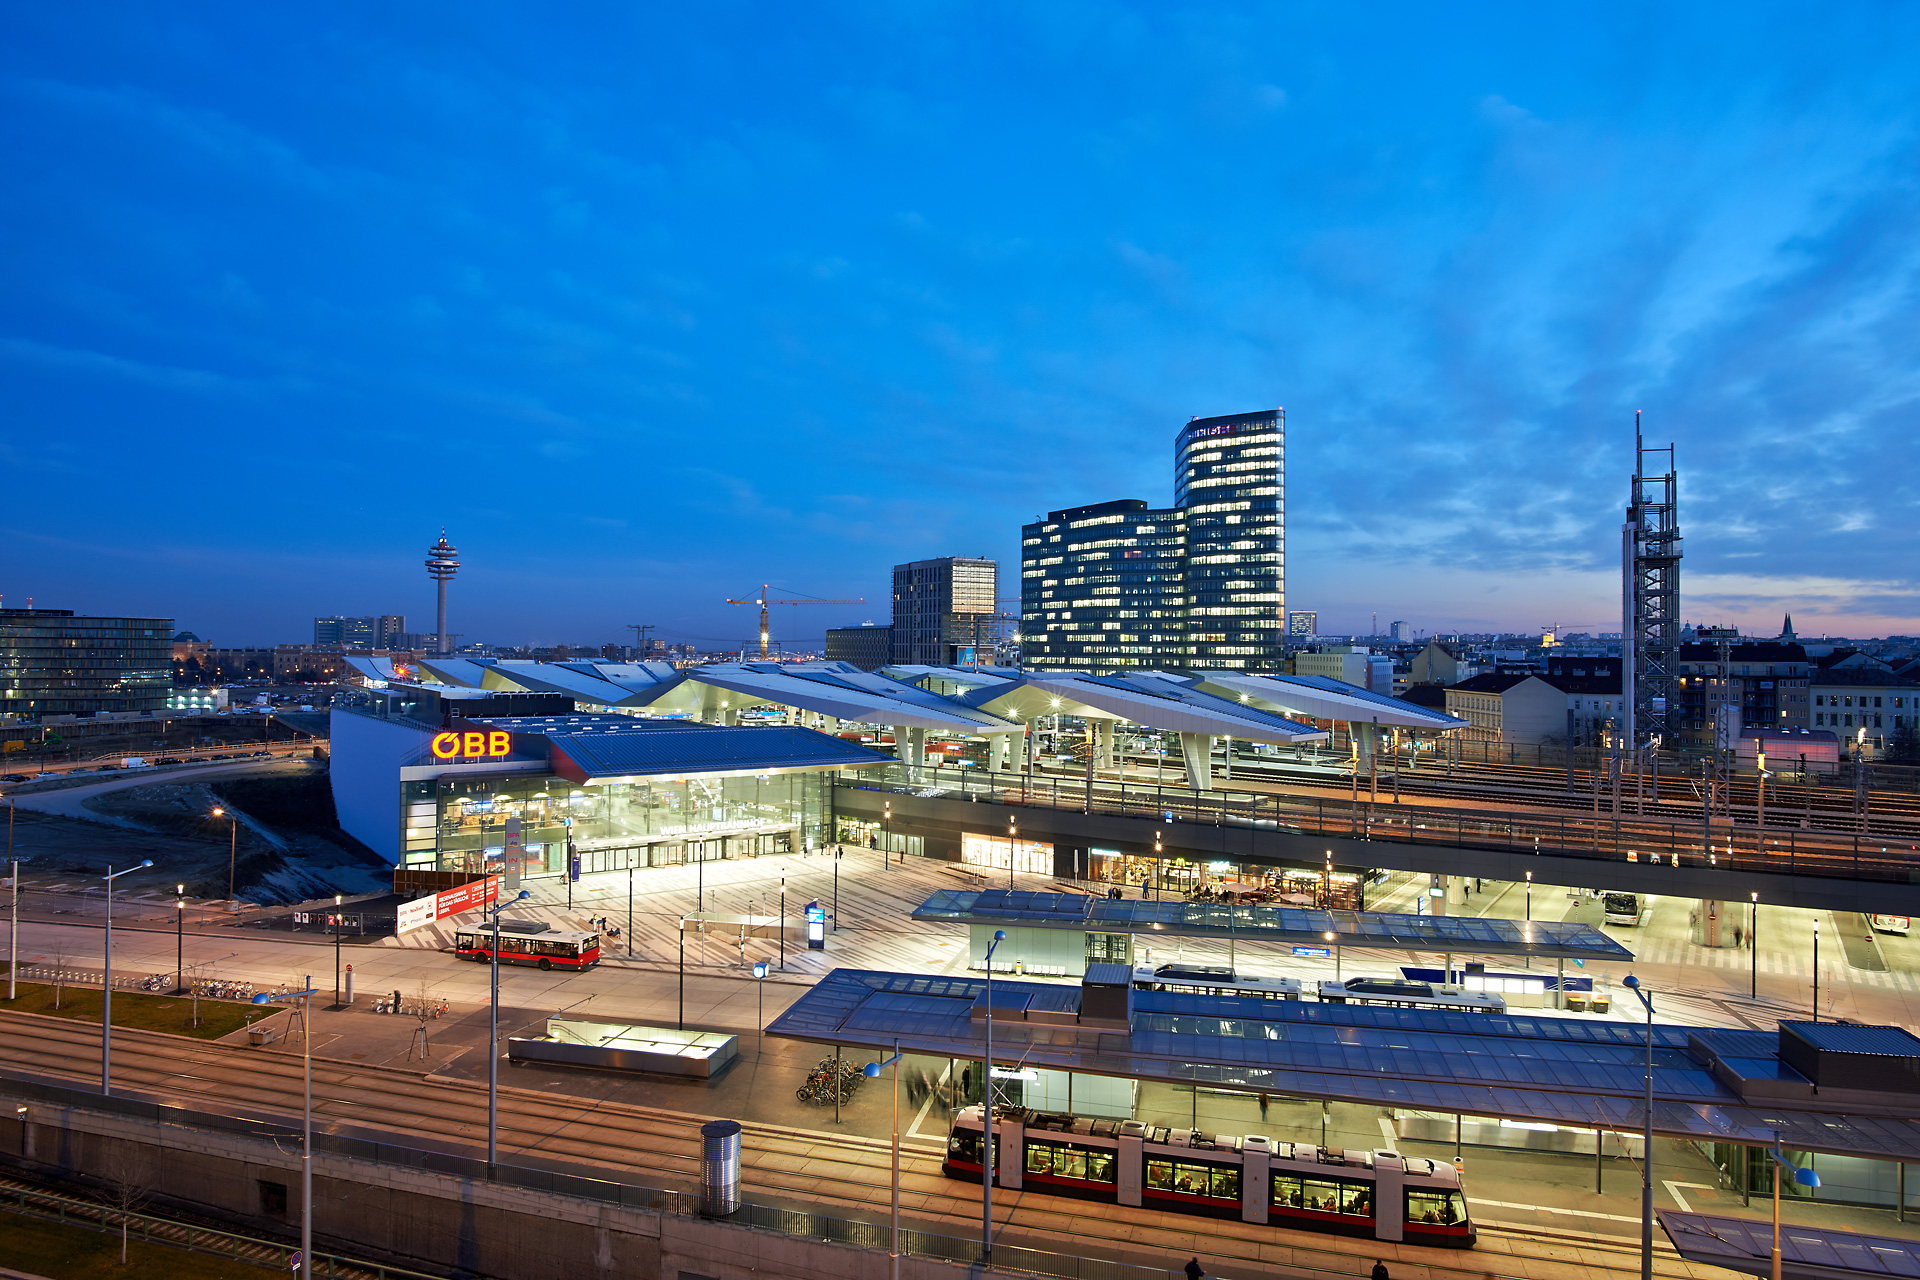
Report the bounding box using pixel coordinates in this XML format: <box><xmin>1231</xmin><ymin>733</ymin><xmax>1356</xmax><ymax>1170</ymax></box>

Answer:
<box><xmin>314</xmin><ymin>615</ymin><xmax>407</xmax><ymax>649</ymax></box>
<box><xmin>0</xmin><ymin>608</ymin><xmax>173</xmax><ymax>717</ymax></box>
<box><xmin>1020</xmin><ymin>408</ymin><xmax>1285</xmax><ymax>672</ymax></box>
<box><xmin>890</xmin><ymin>558</ymin><xmax>998</xmax><ymax>665</ymax></box>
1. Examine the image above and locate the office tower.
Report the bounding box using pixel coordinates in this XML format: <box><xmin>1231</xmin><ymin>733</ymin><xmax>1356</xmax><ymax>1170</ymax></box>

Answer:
<box><xmin>314</xmin><ymin>615</ymin><xmax>408</xmax><ymax>649</ymax></box>
<box><xmin>890</xmin><ymin>557</ymin><xmax>998</xmax><ymax>665</ymax></box>
<box><xmin>1389</xmin><ymin>621</ymin><xmax>1413</xmax><ymax>643</ymax></box>
<box><xmin>1021</xmin><ymin>408</ymin><xmax>1283</xmax><ymax>672</ymax></box>
<box><xmin>0</xmin><ymin>608</ymin><xmax>173</xmax><ymax>716</ymax></box>
<box><xmin>1286</xmin><ymin>610</ymin><xmax>1318</xmax><ymax>640</ymax></box>
<box><xmin>1020</xmin><ymin>501</ymin><xmax>1187</xmax><ymax>670</ymax></box>
<box><xmin>1173</xmin><ymin>409</ymin><xmax>1285</xmax><ymax>670</ymax></box>
<box><xmin>825</xmin><ymin>625</ymin><xmax>893</xmax><ymax>671</ymax></box>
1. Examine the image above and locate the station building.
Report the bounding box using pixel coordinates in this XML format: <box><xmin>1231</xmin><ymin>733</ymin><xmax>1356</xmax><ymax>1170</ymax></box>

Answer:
<box><xmin>328</xmin><ymin>684</ymin><xmax>889</xmax><ymax>878</ymax></box>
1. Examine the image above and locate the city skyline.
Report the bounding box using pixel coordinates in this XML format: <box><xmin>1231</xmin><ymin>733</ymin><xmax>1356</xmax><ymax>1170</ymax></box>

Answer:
<box><xmin>3</xmin><ymin>6</ymin><xmax>1918</xmax><ymax>645</ymax></box>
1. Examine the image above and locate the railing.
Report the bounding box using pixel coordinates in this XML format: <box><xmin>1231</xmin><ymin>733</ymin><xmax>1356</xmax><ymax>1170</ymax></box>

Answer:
<box><xmin>0</xmin><ymin>1175</ymin><xmax>443</xmax><ymax>1279</ymax></box>
<box><xmin>839</xmin><ymin>765</ymin><xmax>1920</xmax><ymax>886</ymax></box>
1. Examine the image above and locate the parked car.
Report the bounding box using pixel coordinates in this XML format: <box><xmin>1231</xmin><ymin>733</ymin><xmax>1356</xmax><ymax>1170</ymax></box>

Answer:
<box><xmin>2</xmin><ymin>774</ymin><xmax>29</xmax><ymax>783</ymax></box>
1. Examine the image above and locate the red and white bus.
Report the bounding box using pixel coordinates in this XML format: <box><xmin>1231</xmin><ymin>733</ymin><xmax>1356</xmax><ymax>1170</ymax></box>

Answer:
<box><xmin>453</xmin><ymin>925</ymin><xmax>600</xmax><ymax>971</ymax></box>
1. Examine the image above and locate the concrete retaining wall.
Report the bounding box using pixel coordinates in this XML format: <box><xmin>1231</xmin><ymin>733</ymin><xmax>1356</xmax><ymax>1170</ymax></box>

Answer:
<box><xmin>0</xmin><ymin>1085</ymin><xmax>1010</xmax><ymax>1280</ymax></box>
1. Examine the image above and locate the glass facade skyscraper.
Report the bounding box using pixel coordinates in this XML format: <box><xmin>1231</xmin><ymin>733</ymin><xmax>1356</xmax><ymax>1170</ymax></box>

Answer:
<box><xmin>1020</xmin><ymin>500</ymin><xmax>1187</xmax><ymax>669</ymax></box>
<box><xmin>1174</xmin><ymin>409</ymin><xmax>1285</xmax><ymax>669</ymax></box>
<box><xmin>1019</xmin><ymin>409</ymin><xmax>1284</xmax><ymax>672</ymax></box>
<box><xmin>891</xmin><ymin>556</ymin><xmax>998</xmax><ymax>665</ymax></box>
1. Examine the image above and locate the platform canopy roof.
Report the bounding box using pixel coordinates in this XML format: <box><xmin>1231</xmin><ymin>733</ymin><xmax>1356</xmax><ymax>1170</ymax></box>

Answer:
<box><xmin>913</xmin><ymin>889</ymin><xmax>1634</xmax><ymax>962</ymax></box>
<box><xmin>1186</xmin><ymin>671</ymin><xmax>1468</xmax><ymax>732</ymax></box>
<box><xmin>766</xmin><ymin>968</ymin><xmax>1920</xmax><ymax>1164</ymax></box>
<box><xmin>932</xmin><ymin>670</ymin><xmax>1329</xmax><ymax>746</ymax></box>
<box><xmin>1658</xmin><ymin>1213</ymin><xmax>1920</xmax><ymax>1280</ymax></box>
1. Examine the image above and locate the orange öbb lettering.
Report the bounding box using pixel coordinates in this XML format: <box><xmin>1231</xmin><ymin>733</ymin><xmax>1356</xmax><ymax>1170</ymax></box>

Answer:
<box><xmin>487</xmin><ymin>731</ymin><xmax>510</xmax><ymax>756</ymax></box>
<box><xmin>430</xmin><ymin>732</ymin><xmax>460</xmax><ymax>759</ymax></box>
<box><xmin>463</xmin><ymin>732</ymin><xmax>485</xmax><ymax>756</ymax></box>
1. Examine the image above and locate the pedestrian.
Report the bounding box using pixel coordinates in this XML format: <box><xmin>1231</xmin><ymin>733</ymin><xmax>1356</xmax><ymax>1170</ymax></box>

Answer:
<box><xmin>1733</xmin><ymin>925</ymin><xmax>1743</xmax><ymax>948</ymax></box>
<box><xmin>1185</xmin><ymin>1259</ymin><xmax>1205</xmax><ymax>1280</ymax></box>
<box><xmin>1258</xmin><ymin>1093</ymin><xmax>1269</xmax><ymax>1119</ymax></box>
<box><xmin>1372</xmin><ymin>1261</ymin><xmax>1390</xmax><ymax>1280</ymax></box>
<box><xmin>961</xmin><ymin>1066</ymin><xmax>973</xmax><ymax>1101</ymax></box>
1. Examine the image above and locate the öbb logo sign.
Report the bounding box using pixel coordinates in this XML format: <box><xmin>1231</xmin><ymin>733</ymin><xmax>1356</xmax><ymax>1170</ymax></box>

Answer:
<box><xmin>430</xmin><ymin>730</ymin><xmax>511</xmax><ymax>760</ymax></box>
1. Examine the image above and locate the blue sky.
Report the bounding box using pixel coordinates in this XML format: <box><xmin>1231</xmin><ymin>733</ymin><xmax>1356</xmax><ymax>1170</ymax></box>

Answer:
<box><xmin>3</xmin><ymin>4</ymin><xmax>1917</xmax><ymax>648</ymax></box>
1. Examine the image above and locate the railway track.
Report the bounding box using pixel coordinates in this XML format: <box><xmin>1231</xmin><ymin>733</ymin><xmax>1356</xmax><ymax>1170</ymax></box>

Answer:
<box><xmin>0</xmin><ymin>1011</ymin><xmax>1715</xmax><ymax>1280</ymax></box>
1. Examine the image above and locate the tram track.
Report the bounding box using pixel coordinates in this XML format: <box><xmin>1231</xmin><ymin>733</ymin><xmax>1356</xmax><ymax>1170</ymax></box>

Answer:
<box><xmin>0</xmin><ymin>1011</ymin><xmax>1727</xmax><ymax>1280</ymax></box>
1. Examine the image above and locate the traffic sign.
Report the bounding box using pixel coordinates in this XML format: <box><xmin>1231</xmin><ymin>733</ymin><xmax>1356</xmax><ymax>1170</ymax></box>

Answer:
<box><xmin>288</xmin><ymin>1250</ymin><xmax>303</xmax><ymax>1272</ymax></box>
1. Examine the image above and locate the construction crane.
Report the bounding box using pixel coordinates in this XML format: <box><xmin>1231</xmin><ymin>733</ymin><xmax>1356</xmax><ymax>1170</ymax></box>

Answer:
<box><xmin>725</xmin><ymin>585</ymin><xmax>863</xmax><ymax>660</ymax></box>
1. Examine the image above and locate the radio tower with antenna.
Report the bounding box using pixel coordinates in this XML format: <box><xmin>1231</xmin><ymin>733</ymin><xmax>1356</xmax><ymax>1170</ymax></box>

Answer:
<box><xmin>425</xmin><ymin>529</ymin><xmax>460</xmax><ymax>655</ymax></box>
<box><xmin>1622</xmin><ymin>412</ymin><xmax>1681</xmax><ymax>747</ymax></box>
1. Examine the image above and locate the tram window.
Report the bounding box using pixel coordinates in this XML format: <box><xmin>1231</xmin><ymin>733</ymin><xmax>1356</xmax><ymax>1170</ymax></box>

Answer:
<box><xmin>949</xmin><ymin>1132</ymin><xmax>982</xmax><ymax>1163</ymax></box>
<box><xmin>1406</xmin><ymin>1189</ymin><xmax>1464</xmax><ymax>1225</ymax></box>
<box><xmin>1150</xmin><ymin>1159</ymin><xmax>1235</xmax><ymax>1198</ymax></box>
<box><xmin>1302</xmin><ymin>1177</ymin><xmax>1341</xmax><ymax>1212</ymax></box>
<box><xmin>1273</xmin><ymin>1173</ymin><xmax>1303</xmax><ymax>1207</ymax></box>
<box><xmin>1339</xmin><ymin>1185</ymin><xmax>1373</xmax><ymax>1217</ymax></box>
<box><xmin>454</xmin><ymin>933</ymin><xmax>476</xmax><ymax>949</ymax></box>
<box><xmin>1084</xmin><ymin>1150</ymin><xmax>1115</xmax><ymax>1184</ymax></box>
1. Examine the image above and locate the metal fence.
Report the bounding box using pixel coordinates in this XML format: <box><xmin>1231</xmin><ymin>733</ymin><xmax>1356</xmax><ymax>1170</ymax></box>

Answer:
<box><xmin>839</xmin><ymin>765</ymin><xmax>1920</xmax><ymax>886</ymax></box>
<box><xmin>0</xmin><ymin>1174</ymin><xmax>443</xmax><ymax>1279</ymax></box>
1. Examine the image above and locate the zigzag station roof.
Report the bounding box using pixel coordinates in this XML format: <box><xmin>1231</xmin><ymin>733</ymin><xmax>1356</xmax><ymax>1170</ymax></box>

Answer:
<box><xmin>1188</xmin><ymin>670</ymin><xmax>1467</xmax><ymax>731</ymax></box>
<box><xmin>379</xmin><ymin>659</ymin><xmax>1467</xmax><ymax>745</ymax></box>
<box><xmin>409</xmin><ymin>658</ymin><xmax>1023</xmax><ymax>736</ymax></box>
<box><xmin>948</xmin><ymin>669</ymin><xmax>1328</xmax><ymax>746</ymax></box>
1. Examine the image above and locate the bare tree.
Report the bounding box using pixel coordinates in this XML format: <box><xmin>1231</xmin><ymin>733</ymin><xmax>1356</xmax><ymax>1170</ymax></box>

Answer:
<box><xmin>407</xmin><ymin>978</ymin><xmax>439</xmax><ymax>1063</ymax></box>
<box><xmin>106</xmin><ymin>1152</ymin><xmax>152</xmax><ymax>1264</ymax></box>
<box><xmin>47</xmin><ymin>939</ymin><xmax>70</xmax><ymax>1010</ymax></box>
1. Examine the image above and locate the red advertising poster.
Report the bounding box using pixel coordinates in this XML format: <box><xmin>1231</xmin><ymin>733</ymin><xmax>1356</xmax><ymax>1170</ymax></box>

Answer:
<box><xmin>435</xmin><ymin>875</ymin><xmax>500</xmax><ymax>922</ymax></box>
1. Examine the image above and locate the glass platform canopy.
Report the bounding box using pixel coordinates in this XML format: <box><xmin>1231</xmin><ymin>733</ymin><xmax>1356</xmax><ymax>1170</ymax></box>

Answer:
<box><xmin>912</xmin><ymin>888</ymin><xmax>1635</xmax><ymax>963</ymax></box>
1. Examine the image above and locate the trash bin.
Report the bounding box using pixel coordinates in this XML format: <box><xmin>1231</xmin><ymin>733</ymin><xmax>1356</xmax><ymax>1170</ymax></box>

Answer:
<box><xmin>699</xmin><ymin>1119</ymin><xmax>742</xmax><ymax>1217</ymax></box>
<box><xmin>248</xmin><ymin>1027</ymin><xmax>277</xmax><ymax>1046</ymax></box>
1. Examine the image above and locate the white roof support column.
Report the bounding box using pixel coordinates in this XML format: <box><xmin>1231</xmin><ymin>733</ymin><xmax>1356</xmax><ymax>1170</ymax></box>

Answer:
<box><xmin>1178</xmin><ymin>731</ymin><xmax>1215</xmax><ymax>792</ymax></box>
<box><xmin>1096</xmin><ymin>719</ymin><xmax>1116</xmax><ymax>771</ymax></box>
<box><xmin>991</xmin><ymin>732</ymin><xmax>1013</xmax><ymax>773</ymax></box>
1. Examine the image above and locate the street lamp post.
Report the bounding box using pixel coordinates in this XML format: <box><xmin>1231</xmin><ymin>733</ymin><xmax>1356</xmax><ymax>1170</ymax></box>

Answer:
<box><xmin>883</xmin><ymin>800</ymin><xmax>891</xmax><ymax>869</ymax></box>
<box><xmin>779</xmin><ymin>875</ymin><xmax>787</xmax><ymax>971</ymax></box>
<box><xmin>1008</xmin><ymin>815</ymin><xmax>1017</xmax><ymax>889</ymax></box>
<box><xmin>627</xmin><ymin>853</ymin><xmax>635</xmax><ymax>956</ymax></box>
<box><xmin>1750</xmin><ymin>892</ymin><xmax>1759</xmax><ymax>1000</ymax></box>
<box><xmin>175</xmin><ymin>884</ymin><xmax>186</xmax><ymax>994</ymax></box>
<box><xmin>1324</xmin><ymin>930</ymin><xmax>1341</xmax><ymax>983</ymax></box>
<box><xmin>1767</xmin><ymin>1134</ymin><xmax>1822</xmax><ymax>1280</ymax></box>
<box><xmin>753</xmin><ymin>961</ymin><xmax>768</xmax><ymax>1054</ymax></box>
<box><xmin>212</xmin><ymin>807</ymin><xmax>237</xmax><ymax>906</ymax></box>
<box><xmin>1812</xmin><ymin>916</ymin><xmax>1820</xmax><ymax>1022</ymax></box>
<box><xmin>1623</xmin><ymin>974</ymin><xmax>1655</xmax><ymax>1280</ymax></box>
<box><xmin>865</xmin><ymin>1042</ymin><xmax>905</xmax><ymax>1280</ymax></box>
<box><xmin>101</xmin><ymin>859</ymin><xmax>154</xmax><ymax>1095</ymax></box>
<box><xmin>9</xmin><ymin>849</ymin><xmax>32</xmax><ymax>1003</ymax></box>
<box><xmin>832</xmin><ymin>844</ymin><xmax>840</xmax><ymax>932</ymax></box>
<box><xmin>485</xmin><ymin>887</ymin><xmax>533</xmax><ymax>1173</ymax></box>
<box><xmin>331</xmin><ymin>894</ymin><xmax>343</xmax><ymax>1007</ymax></box>
<box><xmin>253</xmin><ymin>982</ymin><xmax>318</xmax><ymax>1280</ymax></box>
<box><xmin>677</xmin><ymin>915</ymin><xmax>686</xmax><ymax>1030</ymax></box>
<box><xmin>982</xmin><ymin>929</ymin><xmax>1006</xmax><ymax>1263</ymax></box>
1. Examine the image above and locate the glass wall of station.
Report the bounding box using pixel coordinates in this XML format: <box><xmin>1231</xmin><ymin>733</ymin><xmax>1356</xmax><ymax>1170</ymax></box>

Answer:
<box><xmin>835</xmin><ymin>816</ymin><xmax>925</xmax><ymax>861</ymax></box>
<box><xmin>961</xmin><ymin>831</ymin><xmax>1055</xmax><ymax>875</ymax></box>
<box><xmin>400</xmin><ymin>770</ymin><xmax>829</xmax><ymax>876</ymax></box>
<box><xmin>1084</xmin><ymin>848</ymin><xmax>1367</xmax><ymax>908</ymax></box>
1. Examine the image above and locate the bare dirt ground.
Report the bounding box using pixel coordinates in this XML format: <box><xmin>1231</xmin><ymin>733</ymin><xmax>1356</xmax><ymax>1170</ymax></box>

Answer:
<box><xmin>4</xmin><ymin>760</ymin><xmax>390</xmax><ymax>903</ymax></box>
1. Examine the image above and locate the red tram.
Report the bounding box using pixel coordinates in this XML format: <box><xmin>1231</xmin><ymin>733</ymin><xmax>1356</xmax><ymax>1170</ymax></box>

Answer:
<box><xmin>453</xmin><ymin>926</ymin><xmax>600</xmax><ymax>971</ymax></box>
<box><xmin>944</xmin><ymin>1106</ymin><xmax>1473</xmax><ymax>1248</ymax></box>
